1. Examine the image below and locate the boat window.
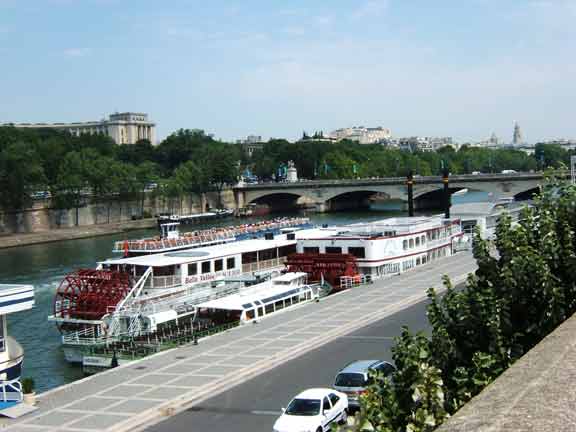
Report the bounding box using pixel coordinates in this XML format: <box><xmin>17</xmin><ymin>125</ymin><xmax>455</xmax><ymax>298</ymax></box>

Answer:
<box><xmin>279</xmin><ymin>244</ymin><xmax>297</xmax><ymax>256</ymax></box>
<box><xmin>348</xmin><ymin>247</ymin><xmax>365</xmax><ymax>258</ymax></box>
<box><xmin>265</xmin><ymin>303</ymin><xmax>274</xmax><ymax>314</ymax></box>
<box><xmin>403</xmin><ymin>239</ymin><xmax>408</xmax><ymax>250</ymax></box>
<box><xmin>0</xmin><ymin>316</ymin><xmax>4</xmax><ymax>352</ymax></box>
<box><xmin>259</xmin><ymin>248</ymin><xmax>277</xmax><ymax>261</ymax></box>
<box><xmin>242</xmin><ymin>251</ymin><xmax>257</xmax><ymax>264</ymax></box>
<box><xmin>304</xmin><ymin>247</ymin><xmax>320</xmax><ymax>254</ymax></box>
<box><xmin>326</xmin><ymin>246</ymin><xmax>342</xmax><ymax>254</ymax></box>
<box><xmin>416</xmin><ymin>237</ymin><xmax>420</xmax><ymax>246</ymax></box>
<box><xmin>227</xmin><ymin>257</ymin><xmax>235</xmax><ymax>269</ymax></box>
<box><xmin>246</xmin><ymin>309</ymin><xmax>255</xmax><ymax>320</ymax></box>
<box><xmin>201</xmin><ymin>261</ymin><xmax>211</xmax><ymax>274</ymax></box>
<box><xmin>215</xmin><ymin>259</ymin><xmax>223</xmax><ymax>272</ymax></box>
<box><xmin>409</xmin><ymin>238</ymin><xmax>414</xmax><ymax>248</ymax></box>
<box><xmin>188</xmin><ymin>263</ymin><xmax>198</xmax><ymax>275</ymax></box>
<box><xmin>421</xmin><ymin>235</ymin><xmax>426</xmax><ymax>244</ymax></box>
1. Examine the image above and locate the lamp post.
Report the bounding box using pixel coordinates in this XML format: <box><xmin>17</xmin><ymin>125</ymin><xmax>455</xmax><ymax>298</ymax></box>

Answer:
<box><xmin>442</xmin><ymin>168</ymin><xmax>451</xmax><ymax>219</ymax></box>
<box><xmin>406</xmin><ymin>170</ymin><xmax>414</xmax><ymax>217</ymax></box>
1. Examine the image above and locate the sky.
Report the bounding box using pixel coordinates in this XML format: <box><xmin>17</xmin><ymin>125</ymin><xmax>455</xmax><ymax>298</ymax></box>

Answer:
<box><xmin>0</xmin><ymin>0</ymin><xmax>574</xmax><ymax>143</ymax></box>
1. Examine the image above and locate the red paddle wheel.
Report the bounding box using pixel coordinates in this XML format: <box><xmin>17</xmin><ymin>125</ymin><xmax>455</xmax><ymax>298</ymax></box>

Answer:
<box><xmin>53</xmin><ymin>269</ymin><xmax>132</xmax><ymax>332</ymax></box>
<box><xmin>285</xmin><ymin>253</ymin><xmax>359</xmax><ymax>291</ymax></box>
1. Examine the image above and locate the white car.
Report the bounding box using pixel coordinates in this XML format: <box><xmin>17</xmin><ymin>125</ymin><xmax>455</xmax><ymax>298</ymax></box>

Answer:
<box><xmin>273</xmin><ymin>388</ymin><xmax>348</xmax><ymax>432</ymax></box>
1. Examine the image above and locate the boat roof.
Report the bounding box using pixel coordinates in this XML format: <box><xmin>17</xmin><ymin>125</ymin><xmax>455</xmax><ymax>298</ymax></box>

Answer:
<box><xmin>273</xmin><ymin>272</ymin><xmax>307</xmax><ymax>282</ymax></box>
<box><xmin>0</xmin><ymin>284</ymin><xmax>34</xmax><ymax>314</ymax></box>
<box><xmin>102</xmin><ymin>238</ymin><xmax>296</xmax><ymax>267</ymax></box>
<box><xmin>451</xmin><ymin>201</ymin><xmax>529</xmax><ymax>217</ymax></box>
<box><xmin>102</xmin><ymin>229</ymin><xmax>327</xmax><ymax>267</ymax></box>
<box><xmin>196</xmin><ymin>273</ymin><xmax>308</xmax><ymax>311</ymax></box>
<box><xmin>304</xmin><ymin>216</ymin><xmax>453</xmax><ymax>238</ymax></box>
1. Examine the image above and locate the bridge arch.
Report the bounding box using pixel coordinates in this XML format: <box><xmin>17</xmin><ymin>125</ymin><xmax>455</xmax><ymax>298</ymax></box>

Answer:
<box><xmin>248</xmin><ymin>192</ymin><xmax>305</xmax><ymax>213</ymax></box>
<box><xmin>324</xmin><ymin>190</ymin><xmax>392</xmax><ymax>212</ymax></box>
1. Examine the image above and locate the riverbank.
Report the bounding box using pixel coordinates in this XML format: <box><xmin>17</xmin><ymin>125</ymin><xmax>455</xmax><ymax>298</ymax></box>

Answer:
<box><xmin>0</xmin><ymin>218</ymin><xmax>157</xmax><ymax>250</ymax></box>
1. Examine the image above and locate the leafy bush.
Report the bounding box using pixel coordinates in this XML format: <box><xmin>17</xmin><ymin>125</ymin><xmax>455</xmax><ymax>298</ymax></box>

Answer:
<box><xmin>21</xmin><ymin>377</ymin><xmax>34</xmax><ymax>394</ymax></box>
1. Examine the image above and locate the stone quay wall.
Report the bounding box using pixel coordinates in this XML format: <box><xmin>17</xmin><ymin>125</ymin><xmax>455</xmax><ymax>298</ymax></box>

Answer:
<box><xmin>437</xmin><ymin>311</ymin><xmax>576</xmax><ymax>431</ymax></box>
<box><xmin>0</xmin><ymin>190</ymin><xmax>236</xmax><ymax>234</ymax></box>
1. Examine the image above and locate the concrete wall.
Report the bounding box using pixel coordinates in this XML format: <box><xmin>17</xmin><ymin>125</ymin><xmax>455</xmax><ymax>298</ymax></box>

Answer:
<box><xmin>437</xmin><ymin>311</ymin><xmax>576</xmax><ymax>432</ymax></box>
<box><xmin>0</xmin><ymin>189</ymin><xmax>236</xmax><ymax>234</ymax></box>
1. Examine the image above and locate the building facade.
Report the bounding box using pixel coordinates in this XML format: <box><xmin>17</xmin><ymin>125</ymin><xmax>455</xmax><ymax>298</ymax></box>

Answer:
<box><xmin>328</xmin><ymin>126</ymin><xmax>392</xmax><ymax>144</ymax></box>
<box><xmin>2</xmin><ymin>112</ymin><xmax>156</xmax><ymax>145</ymax></box>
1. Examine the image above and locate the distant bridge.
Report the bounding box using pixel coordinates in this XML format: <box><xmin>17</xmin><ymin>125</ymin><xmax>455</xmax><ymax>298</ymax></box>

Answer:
<box><xmin>232</xmin><ymin>173</ymin><xmax>550</xmax><ymax>213</ymax></box>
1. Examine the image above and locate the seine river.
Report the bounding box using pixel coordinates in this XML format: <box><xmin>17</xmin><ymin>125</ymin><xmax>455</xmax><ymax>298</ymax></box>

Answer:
<box><xmin>0</xmin><ymin>195</ymin><xmax>487</xmax><ymax>392</ymax></box>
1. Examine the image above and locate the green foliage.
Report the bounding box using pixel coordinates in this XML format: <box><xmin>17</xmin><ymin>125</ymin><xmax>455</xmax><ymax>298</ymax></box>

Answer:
<box><xmin>21</xmin><ymin>377</ymin><xmax>34</xmax><ymax>394</ymax></box>
<box><xmin>355</xmin><ymin>178</ymin><xmax>576</xmax><ymax>431</ymax></box>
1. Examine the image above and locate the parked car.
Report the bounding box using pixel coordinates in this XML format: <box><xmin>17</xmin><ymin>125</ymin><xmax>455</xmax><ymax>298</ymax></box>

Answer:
<box><xmin>501</xmin><ymin>169</ymin><xmax>517</xmax><ymax>174</ymax></box>
<box><xmin>333</xmin><ymin>360</ymin><xmax>395</xmax><ymax>411</ymax></box>
<box><xmin>273</xmin><ymin>388</ymin><xmax>348</xmax><ymax>432</ymax></box>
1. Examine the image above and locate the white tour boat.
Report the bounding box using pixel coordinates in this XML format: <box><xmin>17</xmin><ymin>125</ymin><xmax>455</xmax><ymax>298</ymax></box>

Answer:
<box><xmin>50</xmin><ymin>227</ymin><xmax>326</xmax><ymax>364</ymax></box>
<box><xmin>112</xmin><ymin>217</ymin><xmax>311</xmax><ymax>256</ymax></box>
<box><xmin>288</xmin><ymin>216</ymin><xmax>464</xmax><ymax>289</ymax></box>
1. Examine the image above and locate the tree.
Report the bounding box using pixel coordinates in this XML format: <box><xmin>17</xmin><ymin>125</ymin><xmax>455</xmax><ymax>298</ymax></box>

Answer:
<box><xmin>174</xmin><ymin>160</ymin><xmax>210</xmax><ymax>212</ymax></box>
<box><xmin>204</xmin><ymin>144</ymin><xmax>239</xmax><ymax>207</ymax></box>
<box><xmin>51</xmin><ymin>151</ymin><xmax>87</xmax><ymax>226</ymax></box>
<box><xmin>0</xmin><ymin>141</ymin><xmax>45</xmax><ymax>211</ymax></box>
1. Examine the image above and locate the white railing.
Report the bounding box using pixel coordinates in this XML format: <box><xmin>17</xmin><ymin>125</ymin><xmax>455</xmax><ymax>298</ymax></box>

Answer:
<box><xmin>0</xmin><ymin>378</ymin><xmax>22</xmax><ymax>403</ymax></box>
<box><xmin>242</xmin><ymin>257</ymin><xmax>286</xmax><ymax>273</ymax></box>
<box><xmin>340</xmin><ymin>274</ymin><xmax>373</xmax><ymax>290</ymax></box>
<box><xmin>62</xmin><ymin>325</ymin><xmax>101</xmax><ymax>345</ymax></box>
<box><xmin>143</xmin><ymin>274</ymin><xmax>180</xmax><ymax>290</ymax></box>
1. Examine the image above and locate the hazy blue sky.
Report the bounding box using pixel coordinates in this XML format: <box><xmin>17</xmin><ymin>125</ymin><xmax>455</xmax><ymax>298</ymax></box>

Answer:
<box><xmin>0</xmin><ymin>0</ymin><xmax>574</xmax><ymax>143</ymax></box>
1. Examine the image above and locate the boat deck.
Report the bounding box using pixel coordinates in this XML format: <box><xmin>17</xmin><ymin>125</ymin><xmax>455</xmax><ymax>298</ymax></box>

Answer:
<box><xmin>2</xmin><ymin>252</ymin><xmax>477</xmax><ymax>432</ymax></box>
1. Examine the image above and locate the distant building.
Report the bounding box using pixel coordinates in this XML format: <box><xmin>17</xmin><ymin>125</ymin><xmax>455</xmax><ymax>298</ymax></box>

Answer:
<box><xmin>512</xmin><ymin>122</ymin><xmax>523</xmax><ymax>146</ymax></box>
<box><xmin>2</xmin><ymin>112</ymin><xmax>156</xmax><ymax>145</ymax></box>
<box><xmin>328</xmin><ymin>126</ymin><xmax>392</xmax><ymax>144</ymax></box>
<box><xmin>236</xmin><ymin>136</ymin><xmax>264</xmax><ymax>158</ymax></box>
<box><xmin>398</xmin><ymin>136</ymin><xmax>454</xmax><ymax>152</ymax></box>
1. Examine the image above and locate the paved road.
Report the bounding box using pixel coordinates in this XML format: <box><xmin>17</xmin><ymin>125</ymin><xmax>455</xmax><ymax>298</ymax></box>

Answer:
<box><xmin>148</xmin><ymin>297</ymin><xmax>432</xmax><ymax>432</ymax></box>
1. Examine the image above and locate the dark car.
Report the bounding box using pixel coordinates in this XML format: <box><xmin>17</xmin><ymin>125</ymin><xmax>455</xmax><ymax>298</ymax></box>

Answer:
<box><xmin>333</xmin><ymin>360</ymin><xmax>395</xmax><ymax>411</ymax></box>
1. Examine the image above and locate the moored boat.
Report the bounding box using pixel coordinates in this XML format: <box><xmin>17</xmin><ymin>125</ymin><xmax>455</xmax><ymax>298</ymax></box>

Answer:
<box><xmin>288</xmin><ymin>216</ymin><xmax>465</xmax><ymax>289</ymax></box>
<box><xmin>113</xmin><ymin>217</ymin><xmax>311</xmax><ymax>256</ymax></box>
<box><xmin>0</xmin><ymin>284</ymin><xmax>35</xmax><ymax>411</ymax></box>
<box><xmin>50</xmin><ymin>226</ymin><xmax>325</xmax><ymax>365</ymax></box>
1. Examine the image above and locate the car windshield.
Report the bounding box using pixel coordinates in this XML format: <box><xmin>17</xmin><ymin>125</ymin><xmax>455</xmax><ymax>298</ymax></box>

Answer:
<box><xmin>285</xmin><ymin>398</ymin><xmax>321</xmax><ymax>416</ymax></box>
<box><xmin>335</xmin><ymin>373</ymin><xmax>367</xmax><ymax>387</ymax></box>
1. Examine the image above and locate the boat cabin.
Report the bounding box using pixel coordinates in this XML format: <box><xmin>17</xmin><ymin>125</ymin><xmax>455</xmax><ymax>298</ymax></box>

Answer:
<box><xmin>101</xmin><ymin>237</ymin><xmax>300</xmax><ymax>299</ymax></box>
<box><xmin>195</xmin><ymin>272</ymin><xmax>315</xmax><ymax>324</ymax></box>
<box><xmin>295</xmin><ymin>216</ymin><xmax>463</xmax><ymax>279</ymax></box>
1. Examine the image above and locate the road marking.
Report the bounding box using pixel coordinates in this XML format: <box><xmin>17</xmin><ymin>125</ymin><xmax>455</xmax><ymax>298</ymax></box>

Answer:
<box><xmin>251</xmin><ymin>410</ymin><xmax>281</xmax><ymax>416</ymax></box>
<box><xmin>341</xmin><ymin>335</ymin><xmax>394</xmax><ymax>340</ymax></box>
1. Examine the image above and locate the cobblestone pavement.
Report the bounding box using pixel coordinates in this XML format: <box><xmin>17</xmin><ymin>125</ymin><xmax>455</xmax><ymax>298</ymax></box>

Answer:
<box><xmin>2</xmin><ymin>252</ymin><xmax>477</xmax><ymax>432</ymax></box>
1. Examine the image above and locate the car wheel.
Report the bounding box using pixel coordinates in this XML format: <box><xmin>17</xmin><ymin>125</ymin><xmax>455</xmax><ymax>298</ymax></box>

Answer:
<box><xmin>338</xmin><ymin>409</ymin><xmax>348</xmax><ymax>425</ymax></box>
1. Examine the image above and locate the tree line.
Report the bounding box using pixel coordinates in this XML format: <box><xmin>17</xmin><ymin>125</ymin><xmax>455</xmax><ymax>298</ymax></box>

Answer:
<box><xmin>0</xmin><ymin>125</ymin><xmax>572</xmax><ymax>216</ymax></box>
<box><xmin>0</xmin><ymin>127</ymin><xmax>239</xmax><ymax>219</ymax></box>
<box><xmin>251</xmin><ymin>139</ymin><xmax>572</xmax><ymax>180</ymax></box>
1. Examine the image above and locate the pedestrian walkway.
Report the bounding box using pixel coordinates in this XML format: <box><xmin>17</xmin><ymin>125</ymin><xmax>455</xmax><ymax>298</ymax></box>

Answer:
<box><xmin>2</xmin><ymin>252</ymin><xmax>477</xmax><ymax>432</ymax></box>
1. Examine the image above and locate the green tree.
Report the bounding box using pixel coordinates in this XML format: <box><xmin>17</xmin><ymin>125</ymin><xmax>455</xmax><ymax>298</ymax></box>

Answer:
<box><xmin>174</xmin><ymin>160</ymin><xmax>210</xmax><ymax>212</ymax></box>
<box><xmin>0</xmin><ymin>141</ymin><xmax>45</xmax><ymax>210</ymax></box>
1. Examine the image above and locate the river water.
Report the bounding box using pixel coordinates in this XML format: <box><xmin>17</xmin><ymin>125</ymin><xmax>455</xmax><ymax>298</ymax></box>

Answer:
<box><xmin>0</xmin><ymin>194</ymin><xmax>487</xmax><ymax>392</ymax></box>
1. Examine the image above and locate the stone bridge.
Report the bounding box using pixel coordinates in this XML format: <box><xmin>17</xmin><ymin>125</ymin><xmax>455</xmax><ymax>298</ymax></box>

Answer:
<box><xmin>232</xmin><ymin>173</ymin><xmax>548</xmax><ymax>213</ymax></box>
